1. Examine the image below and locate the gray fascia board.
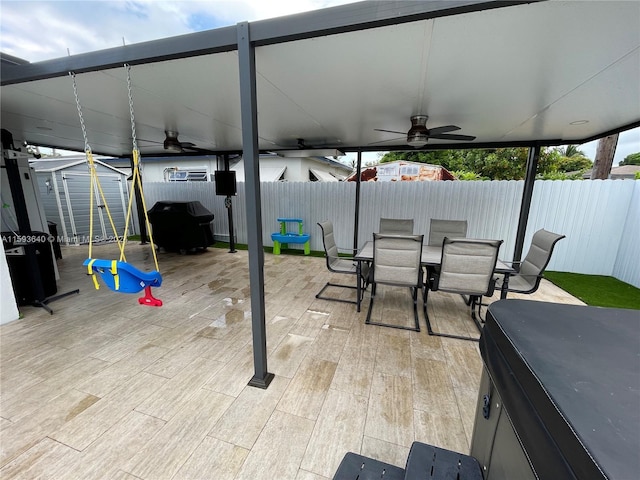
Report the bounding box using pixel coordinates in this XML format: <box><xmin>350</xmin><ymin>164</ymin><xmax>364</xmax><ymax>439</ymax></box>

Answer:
<box><xmin>1</xmin><ymin>0</ymin><xmax>529</xmax><ymax>86</ymax></box>
<box><xmin>0</xmin><ymin>52</ymin><xmax>30</xmax><ymax>66</ymax></box>
<box><xmin>249</xmin><ymin>0</ymin><xmax>533</xmax><ymax>46</ymax></box>
<box><xmin>1</xmin><ymin>26</ymin><xmax>237</xmax><ymax>85</ymax></box>
<box><xmin>577</xmin><ymin>120</ymin><xmax>640</xmax><ymax>145</ymax></box>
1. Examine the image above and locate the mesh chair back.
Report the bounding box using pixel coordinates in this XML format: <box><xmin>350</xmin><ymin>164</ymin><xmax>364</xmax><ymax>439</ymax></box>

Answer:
<box><xmin>379</xmin><ymin>218</ymin><xmax>414</xmax><ymax>235</ymax></box>
<box><xmin>429</xmin><ymin>219</ymin><xmax>468</xmax><ymax>246</ymax></box>
<box><xmin>373</xmin><ymin>233</ymin><xmax>423</xmax><ymax>287</ymax></box>
<box><xmin>437</xmin><ymin>238</ymin><xmax>503</xmax><ymax>295</ymax></box>
<box><xmin>318</xmin><ymin>221</ymin><xmax>341</xmax><ymax>268</ymax></box>
<box><xmin>517</xmin><ymin>229</ymin><xmax>566</xmax><ymax>290</ymax></box>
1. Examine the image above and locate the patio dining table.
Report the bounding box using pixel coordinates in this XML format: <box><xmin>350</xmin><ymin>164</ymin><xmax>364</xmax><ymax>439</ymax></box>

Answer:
<box><xmin>354</xmin><ymin>241</ymin><xmax>515</xmax><ymax>313</ymax></box>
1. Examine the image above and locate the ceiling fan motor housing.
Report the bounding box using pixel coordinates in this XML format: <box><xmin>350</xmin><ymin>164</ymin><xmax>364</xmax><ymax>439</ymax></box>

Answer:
<box><xmin>164</xmin><ymin>130</ymin><xmax>182</xmax><ymax>152</ymax></box>
<box><xmin>407</xmin><ymin>115</ymin><xmax>429</xmax><ymax>147</ymax></box>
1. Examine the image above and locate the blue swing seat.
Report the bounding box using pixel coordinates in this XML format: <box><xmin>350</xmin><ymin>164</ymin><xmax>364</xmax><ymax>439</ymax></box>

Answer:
<box><xmin>83</xmin><ymin>258</ymin><xmax>162</xmax><ymax>293</ymax></box>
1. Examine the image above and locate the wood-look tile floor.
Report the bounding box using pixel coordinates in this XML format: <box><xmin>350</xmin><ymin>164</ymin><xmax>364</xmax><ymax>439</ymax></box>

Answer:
<box><xmin>0</xmin><ymin>243</ymin><xmax>584</xmax><ymax>479</ymax></box>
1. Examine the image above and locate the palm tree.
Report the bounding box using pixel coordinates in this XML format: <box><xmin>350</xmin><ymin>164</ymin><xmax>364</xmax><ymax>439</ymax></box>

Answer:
<box><xmin>560</xmin><ymin>145</ymin><xmax>586</xmax><ymax>157</ymax></box>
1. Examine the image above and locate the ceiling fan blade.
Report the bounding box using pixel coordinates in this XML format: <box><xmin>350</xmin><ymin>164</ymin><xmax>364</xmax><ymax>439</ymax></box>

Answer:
<box><xmin>181</xmin><ymin>145</ymin><xmax>214</xmax><ymax>153</ymax></box>
<box><xmin>368</xmin><ymin>137</ymin><xmax>405</xmax><ymax>145</ymax></box>
<box><xmin>374</xmin><ymin>128</ymin><xmax>406</xmax><ymax>135</ymax></box>
<box><xmin>428</xmin><ymin>133</ymin><xmax>476</xmax><ymax>141</ymax></box>
<box><xmin>137</xmin><ymin>137</ymin><xmax>202</xmax><ymax>149</ymax></box>
<box><xmin>427</xmin><ymin>125</ymin><xmax>460</xmax><ymax>135</ymax></box>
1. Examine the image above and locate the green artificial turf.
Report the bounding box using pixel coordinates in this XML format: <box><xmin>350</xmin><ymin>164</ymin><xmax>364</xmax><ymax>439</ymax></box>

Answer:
<box><xmin>545</xmin><ymin>271</ymin><xmax>640</xmax><ymax>310</ymax></box>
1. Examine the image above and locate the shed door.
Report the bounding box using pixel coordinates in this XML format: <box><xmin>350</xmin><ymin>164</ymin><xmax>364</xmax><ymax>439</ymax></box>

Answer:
<box><xmin>61</xmin><ymin>172</ymin><xmax>130</xmax><ymax>244</ymax></box>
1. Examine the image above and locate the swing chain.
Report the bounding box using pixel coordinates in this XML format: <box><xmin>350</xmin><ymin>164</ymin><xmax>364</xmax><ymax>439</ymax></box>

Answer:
<box><xmin>125</xmin><ymin>64</ymin><xmax>139</xmax><ymax>154</ymax></box>
<box><xmin>69</xmin><ymin>72</ymin><xmax>91</xmax><ymax>154</ymax></box>
<box><xmin>123</xmin><ymin>64</ymin><xmax>159</xmax><ymax>273</ymax></box>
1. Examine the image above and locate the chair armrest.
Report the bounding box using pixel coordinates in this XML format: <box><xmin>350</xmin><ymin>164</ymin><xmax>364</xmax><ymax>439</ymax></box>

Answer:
<box><xmin>499</xmin><ymin>259</ymin><xmax>522</xmax><ymax>273</ymax></box>
<box><xmin>498</xmin><ymin>260</ymin><xmax>521</xmax><ymax>266</ymax></box>
<box><xmin>328</xmin><ymin>252</ymin><xmax>357</xmax><ymax>261</ymax></box>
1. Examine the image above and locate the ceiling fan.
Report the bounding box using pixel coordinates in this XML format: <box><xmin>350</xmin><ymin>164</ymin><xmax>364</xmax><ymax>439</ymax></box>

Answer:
<box><xmin>374</xmin><ymin>115</ymin><xmax>476</xmax><ymax>147</ymax></box>
<box><xmin>275</xmin><ymin>137</ymin><xmax>336</xmax><ymax>149</ymax></box>
<box><xmin>162</xmin><ymin>130</ymin><xmax>208</xmax><ymax>153</ymax></box>
<box><xmin>273</xmin><ymin>137</ymin><xmax>345</xmax><ymax>158</ymax></box>
<box><xmin>137</xmin><ymin>130</ymin><xmax>210</xmax><ymax>153</ymax></box>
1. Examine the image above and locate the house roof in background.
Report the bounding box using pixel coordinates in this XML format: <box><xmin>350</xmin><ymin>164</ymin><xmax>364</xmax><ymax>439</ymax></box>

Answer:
<box><xmin>1</xmin><ymin>0</ymin><xmax>639</xmax><ymax>158</ymax></box>
<box><xmin>29</xmin><ymin>157</ymin><xmax>127</xmax><ymax>175</ymax></box>
<box><xmin>305</xmin><ymin>156</ymin><xmax>352</xmax><ymax>173</ymax></box>
<box><xmin>581</xmin><ymin>165</ymin><xmax>640</xmax><ymax>179</ymax></box>
<box><xmin>611</xmin><ymin>165</ymin><xmax>640</xmax><ymax>176</ymax></box>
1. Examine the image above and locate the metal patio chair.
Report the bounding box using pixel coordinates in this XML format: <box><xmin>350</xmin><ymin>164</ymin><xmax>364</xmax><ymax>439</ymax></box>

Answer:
<box><xmin>366</xmin><ymin>233</ymin><xmax>424</xmax><ymax>331</ymax></box>
<box><xmin>316</xmin><ymin>220</ymin><xmax>369</xmax><ymax>305</ymax></box>
<box><xmin>496</xmin><ymin>229</ymin><xmax>565</xmax><ymax>296</ymax></box>
<box><xmin>426</xmin><ymin>219</ymin><xmax>469</xmax><ymax>282</ymax></box>
<box><xmin>379</xmin><ymin>217</ymin><xmax>414</xmax><ymax>235</ymax></box>
<box><xmin>428</xmin><ymin>219</ymin><xmax>468</xmax><ymax>246</ymax></box>
<box><xmin>424</xmin><ymin>237</ymin><xmax>502</xmax><ymax>341</ymax></box>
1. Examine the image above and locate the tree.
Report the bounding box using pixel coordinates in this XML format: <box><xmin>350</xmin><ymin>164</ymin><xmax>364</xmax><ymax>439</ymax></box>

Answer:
<box><xmin>554</xmin><ymin>145</ymin><xmax>592</xmax><ymax>173</ymax></box>
<box><xmin>380</xmin><ymin>147</ymin><xmax>569</xmax><ymax>180</ymax></box>
<box><xmin>379</xmin><ymin>150</ymin><xmax>453</xmax><ymax>166</ymax></box>
<box><xmin>451</xmin><ymin>170</ymin><xmax>487</xmax><ymax>181</ymax></box>
<box><xmin>591</xmin><ymin>134</ymin><xmax>619</xmax><ymax>179</ymax></box>
<box><xmin>380</xmin><ymin>149</ymin><xmax>506</xmax><ymax>177</ymax></box>
<box><xmin>556</xmin><ymin>155</ymin><xmax>591</xmax><ymax>172</ymax></box>
<box><xmin>620</xmin><ymin>152</ymin><xmax>640</xmax><ymax>166</ymax></box>
<box><xmin>559</xmin><ymin>145</ymin><xmax>586</xmax><ymax>158</ymax></box>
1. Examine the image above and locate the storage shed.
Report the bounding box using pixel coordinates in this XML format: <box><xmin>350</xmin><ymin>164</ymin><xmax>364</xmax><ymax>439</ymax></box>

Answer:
<box><xmin>29</xmin><ymin>157</ymin><xmax>132</xmax><ymax>245</ymax></box>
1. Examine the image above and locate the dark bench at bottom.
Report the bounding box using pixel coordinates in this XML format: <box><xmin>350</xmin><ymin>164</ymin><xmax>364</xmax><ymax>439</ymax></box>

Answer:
<box><xmin>333</xmin><ymin>442</ymin><xmax>483</xmax><ymax>480</ymax></box>
<box><xmin>333</xmin><ymin>452</ymin><xmax>405</xmax><ymax>480</ymax></box>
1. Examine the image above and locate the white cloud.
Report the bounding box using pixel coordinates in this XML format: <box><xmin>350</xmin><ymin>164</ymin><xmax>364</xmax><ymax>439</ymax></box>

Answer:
<box><xmin>0</xmin><ymin>0</ymin><xmax>353</xmax><ymax>62</ymax></box>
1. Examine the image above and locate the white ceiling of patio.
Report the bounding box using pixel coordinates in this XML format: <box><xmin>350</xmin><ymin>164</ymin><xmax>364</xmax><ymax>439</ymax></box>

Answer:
<box><xmin>1</xmin><ymin>0</ymin><xmax>639</xmax><ymax>157</ymax></box>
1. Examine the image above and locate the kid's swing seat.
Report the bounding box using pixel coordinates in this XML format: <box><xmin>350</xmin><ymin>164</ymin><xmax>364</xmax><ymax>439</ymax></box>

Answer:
<box><xmin>83</xmin><ymin>259</ymin><xmax>163</xmax><ymax>306</ymax></box>
<box><xmin>72</xmin><ymin>65</ymin><xmax>163</xmax><ymax>307</ymax></box>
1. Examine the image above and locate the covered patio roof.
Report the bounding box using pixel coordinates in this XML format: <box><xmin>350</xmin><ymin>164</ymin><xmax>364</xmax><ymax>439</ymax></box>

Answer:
<box><xmin>1</xmin><ymin>0</ymin><xmax>638</xmax><ymax>157</ymax></box>
<box><xmin>1</xmin><ymin>0</ymin><xmax>639</xmax><ymax>388</ymax></box>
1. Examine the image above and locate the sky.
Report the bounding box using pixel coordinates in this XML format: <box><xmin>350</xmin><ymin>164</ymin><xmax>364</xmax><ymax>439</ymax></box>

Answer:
<box><xmin>1</xmin><ymin>0</ymin><xmax>638</xmax><ymax>166</ymax></box>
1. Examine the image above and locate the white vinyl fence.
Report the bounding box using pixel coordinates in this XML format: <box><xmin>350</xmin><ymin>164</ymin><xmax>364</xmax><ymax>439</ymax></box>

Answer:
<box><xmin>144</xmin><ymin>179</ymin><xmax>640</xmax><ymax>288</ymax></box>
